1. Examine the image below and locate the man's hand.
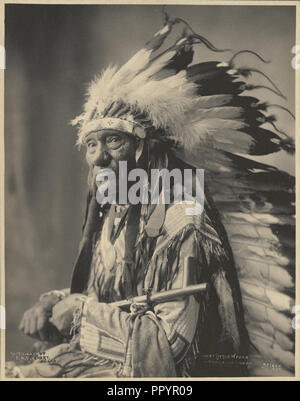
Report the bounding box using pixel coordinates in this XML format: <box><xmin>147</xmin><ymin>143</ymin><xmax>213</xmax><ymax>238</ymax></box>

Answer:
<box><xmin>50</xmin><ymin>294</ymin><xmax>86</xmax><ymax>337</ymax></box>
<box><xmin>19</xmin><ymin>291</ymin><xmax>64</xmax><ymax>341</ymax></box>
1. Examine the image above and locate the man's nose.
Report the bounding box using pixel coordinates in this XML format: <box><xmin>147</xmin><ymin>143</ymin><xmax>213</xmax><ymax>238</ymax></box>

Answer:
<box><xmin>93</xmin><ymin>141</ymin><xmax>111</xmax><ymax>167</ymax></box>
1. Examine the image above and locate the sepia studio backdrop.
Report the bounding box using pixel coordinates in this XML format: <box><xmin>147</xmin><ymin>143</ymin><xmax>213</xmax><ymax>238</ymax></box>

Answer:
<box><xmin>4</xmin><ymin>4</ymin><xmax>295</xmax><ymax>358</ymax></box>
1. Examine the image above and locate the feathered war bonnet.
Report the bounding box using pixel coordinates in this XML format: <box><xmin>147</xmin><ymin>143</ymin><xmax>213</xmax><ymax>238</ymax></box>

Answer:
<box><xmin>70</xmin><ymin>13</ymin><xmax>296</xmax><ymax>375</ymax></box>
<box><xmin>71</xmin><ymin>10</ymin><xmax>295</xmax><ymax>235</ymax></box>
<box><xmin>71</xmin><ymin>11</ymin><xmax>294</xmax><ymax>168</ymax></box>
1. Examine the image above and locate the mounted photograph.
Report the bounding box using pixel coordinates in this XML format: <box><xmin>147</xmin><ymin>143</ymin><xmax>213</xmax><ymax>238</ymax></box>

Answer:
<box><xmin>1</xmin><ymin>2</ymin><xmax>297</xmax><ymax>379</ymax></box>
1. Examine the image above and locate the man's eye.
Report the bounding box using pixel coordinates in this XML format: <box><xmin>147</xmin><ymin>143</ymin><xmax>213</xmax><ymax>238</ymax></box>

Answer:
<box><xmin>107</xmin><ymin>136</ymin><xmax>121</xmax><ymax>144</ymax></box>
<box><xmin>87</xmin><ymin>142</ymin><xmax>96</xmax><ymax>149</ymax></box>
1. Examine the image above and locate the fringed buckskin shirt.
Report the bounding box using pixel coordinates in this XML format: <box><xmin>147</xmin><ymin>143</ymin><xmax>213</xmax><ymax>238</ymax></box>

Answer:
<box><xmin>16</xmin><ymin>201</ymin><xmax>246</xmax><ymax>378</ymax></box>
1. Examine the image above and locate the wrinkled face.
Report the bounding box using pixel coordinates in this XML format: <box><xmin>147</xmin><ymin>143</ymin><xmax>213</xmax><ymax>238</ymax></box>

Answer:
<box><xmin>85</xmin><ymin>129</ymin><xmax>137</xmax><ymax>192</ymax></box>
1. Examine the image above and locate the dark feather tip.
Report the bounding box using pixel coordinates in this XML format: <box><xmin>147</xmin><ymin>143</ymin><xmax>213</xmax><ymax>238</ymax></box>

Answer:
<box><xmin>281</xmin><ymin>138</ymin><xmax>295</xmax><ymax>155</ymax></box>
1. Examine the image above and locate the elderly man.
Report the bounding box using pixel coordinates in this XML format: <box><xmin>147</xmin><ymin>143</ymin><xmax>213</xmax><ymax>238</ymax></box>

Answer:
<box><xmin>9</xmin><ymin>15</ymin><xmax>276</xmax><ymax>378</ymax></box>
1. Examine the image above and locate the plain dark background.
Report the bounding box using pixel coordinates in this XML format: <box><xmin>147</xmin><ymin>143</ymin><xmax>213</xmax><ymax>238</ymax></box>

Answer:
<box><xmin>4</xmin><ymin>4</ymin><xmax>295</xmax><ymax>358</ymax></box>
